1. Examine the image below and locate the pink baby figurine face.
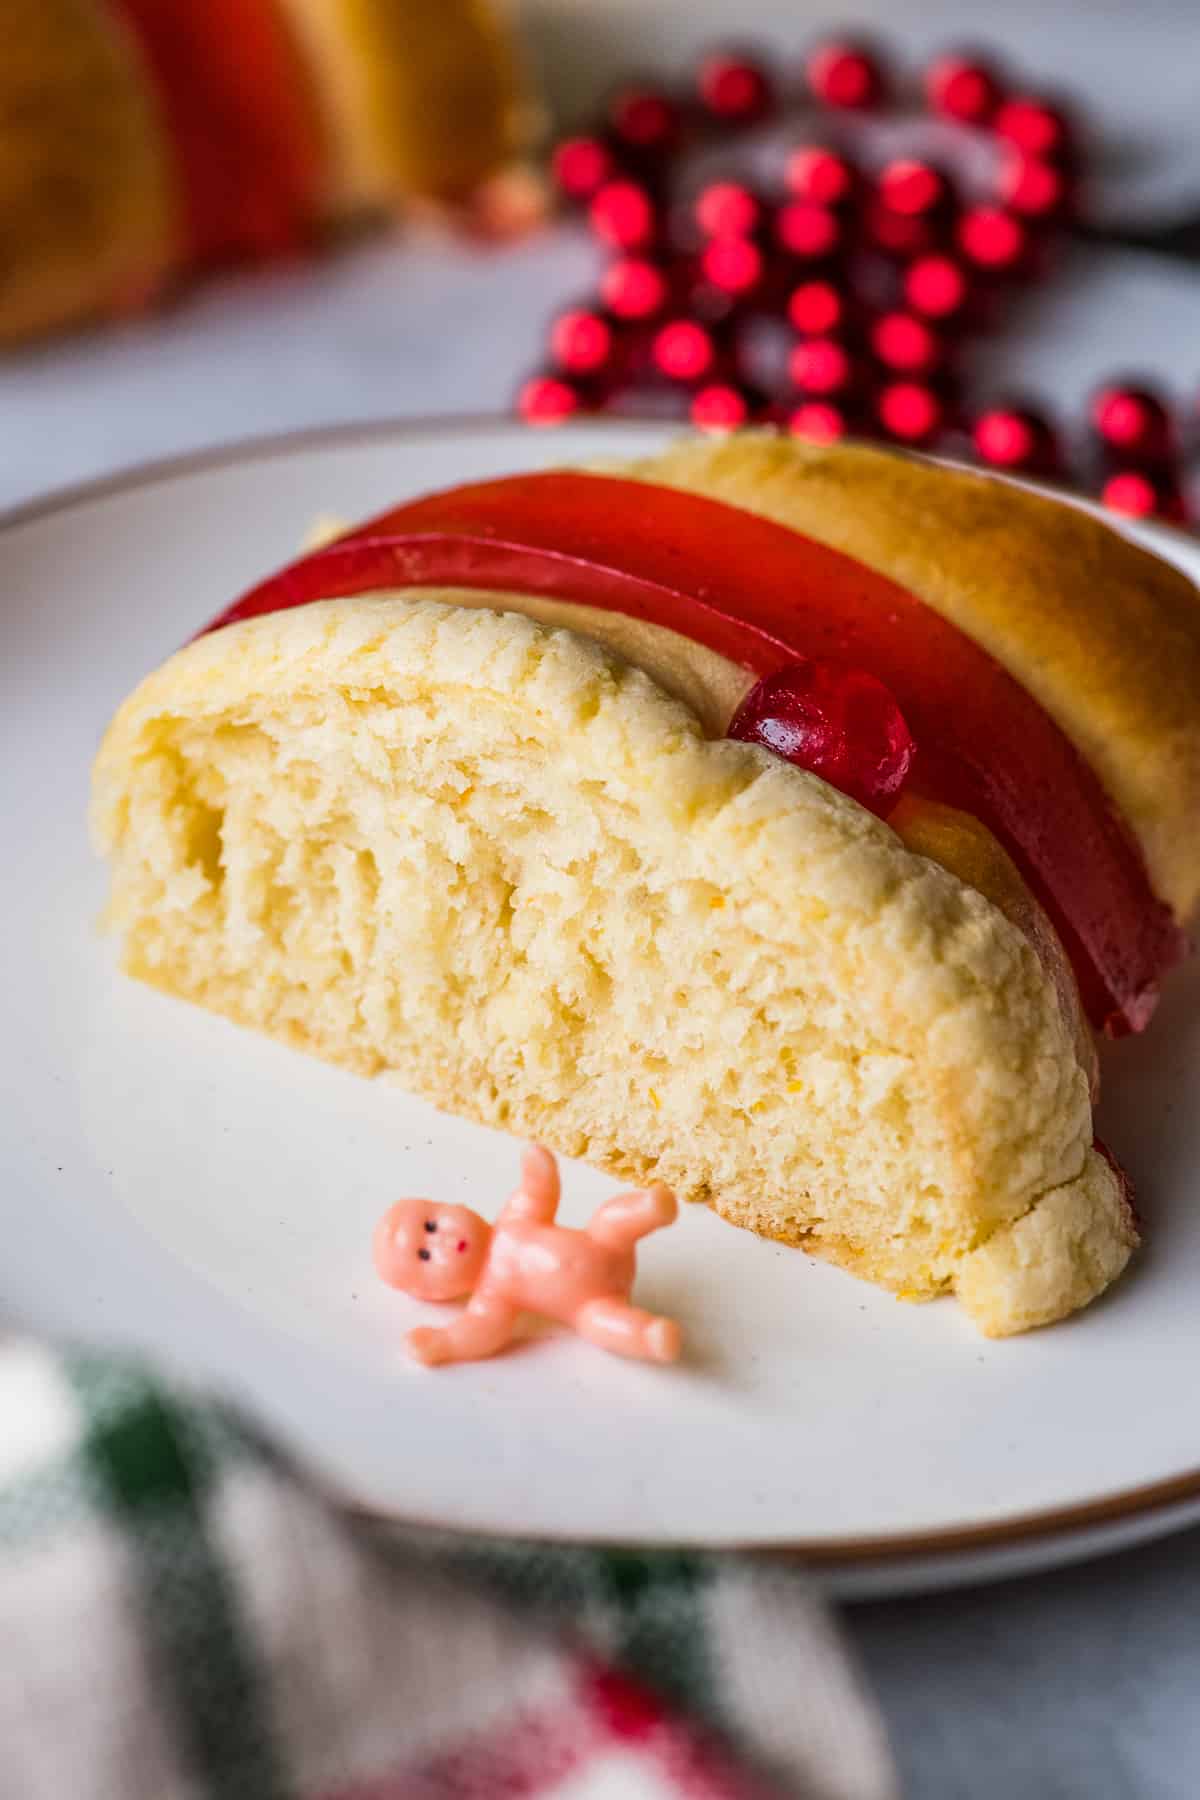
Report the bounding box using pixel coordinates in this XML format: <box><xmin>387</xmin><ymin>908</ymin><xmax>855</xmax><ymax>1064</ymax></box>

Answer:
<box><xmin>373</xmin><ymin>1198</ymin><xmax>491</xmax><ymax>1302</ymax></box>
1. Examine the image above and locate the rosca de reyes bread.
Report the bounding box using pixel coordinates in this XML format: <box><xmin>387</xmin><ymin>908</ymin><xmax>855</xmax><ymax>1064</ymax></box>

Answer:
<box><xmin>2</xmin><ymin>0</ymin><xmax>530</xmax><ymax>344</ymax></box>
<box><xmin>92</xmin><ymin>433</ymin><xmax>1200</xmax><ymax>1335</ymax></box>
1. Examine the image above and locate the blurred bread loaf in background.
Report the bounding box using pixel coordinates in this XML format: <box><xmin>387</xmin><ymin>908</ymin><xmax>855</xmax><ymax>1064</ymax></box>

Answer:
<box><xmin>1</xmin><ymin>0</ymin><xmax>533</xmax><ymax>344</ymax></box>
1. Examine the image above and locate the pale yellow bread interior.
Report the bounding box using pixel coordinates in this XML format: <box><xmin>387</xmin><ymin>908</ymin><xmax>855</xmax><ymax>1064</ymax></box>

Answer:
<box><xmin>620</xmin><ymin>434</ymin><xmax>1200</xmax><ymax>923</ymax></box>
<box><xmin>92</xmin><ymin>596</ymin><xmax>1135</xmax><ymax>1335</ymax></box>
<box><xmin>273</xmin><ymin>0</ymin><xmax>533</xmax><ymax>213</ymax></box>
<box><xmin>0</xmin><ymin>0</ymin><xmax>178</xmax><ymax>344</ymax></box>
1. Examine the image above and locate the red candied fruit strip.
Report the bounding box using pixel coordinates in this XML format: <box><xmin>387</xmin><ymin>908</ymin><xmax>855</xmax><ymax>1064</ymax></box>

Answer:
<box><xmin>114</xmin><ymin>0</ymin><xmax>325</xmax><ymax>264</ymax></box>
<box><xmin>204</xmin><ymin>473</ymin><xmax>1186</xmax><ymax>1035</ymax></box>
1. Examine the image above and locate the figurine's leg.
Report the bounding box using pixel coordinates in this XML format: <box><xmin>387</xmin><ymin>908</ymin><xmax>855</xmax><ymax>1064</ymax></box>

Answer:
<box><xmin>573</xmin><ymin>1296</ymin><xmax>682</xmax><ymax>1364</ymax></box>
<box><xmin>587</xmin><ymin>1185</ymin><xmax>678</xmax><ymax>1251</ymax></box>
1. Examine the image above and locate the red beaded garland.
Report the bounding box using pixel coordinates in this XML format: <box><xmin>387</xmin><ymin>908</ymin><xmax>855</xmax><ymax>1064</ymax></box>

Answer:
<box><xmin>691</xmin><ymin>382</ymin><xmax>752</xmax><ymax>430</ymax></box>
<box><xmin>805</xmin><ymin>39</ymin><xmax>887</xmax><ymax>111</ymax></box>
<box><xmin>518</xmin><ymin>375</ymin><xmax>582</xmax><ymax>425</ymax></box>
<box><xmin>774</xmin><ymin>200</ymin><xmax>842</xmax><ymax>260</ymax></box>
<box><xmin>1091</xmin><ymin>384</ymin><xmax>1175</xmax><ymax>461</ymax></box>
<box><xmin>533</xmin><ymin>34</ymin><xmax>1193</xmax><ymax>534</ymax></box>
<box><xmin>600</xmin><ymin>257</ymin><xmax>670</xmax><ymax>320</ymax></box>
<box><xmin>589</xmin><ymin>179</ymin><xmax>657</xmax><ymax>250</ymax></box>
<box><xmin>697</xmin><ymin>49</ymin><xmax>775</xmax><ymax>124</ymax></box>
<box><xmin>549</xmin><ymin>308</ymin><xmax>614</xmax><ymax>376</ymax></box>
<box><xmin>957</xmin><ymin>205</ymin><xmax>1027</xmax><ymax>271</ymax></box>
<box><xmin>694</xmin><ymin>180</ymin><xmax>761</xmax><ymax>238</ymax></box>
<box><xmin>871</xmin><ymin>311</ymin><xmax>941</xmax><ymax>376</ymax></box>
<box><xmin>783</xmin><ymin>145</ymin><xmax>857</xmax><ymax>207</ymax></box>
<box><xmin>653</xmin><ymin>318</ymin><xmax>717</xmax><ymax>382</ymax></box>
<box><xmin>925</xmin><ymin>52</ymin><xmax>1002</xmax><ymax>124</ymax></box>
<box><xmin>786</xmin><ymin>399</ymin><xmax>850</xmax><ymax>442</ymax></box>
<box><xmin>551</xmin><ymin>135</ymin><xmax>615</xmax><ymax>204</ymax></box>
<box><xmin>877</xmin><ymin>380</ymin><xmax>943</xmax><ymax>442</ymax></box>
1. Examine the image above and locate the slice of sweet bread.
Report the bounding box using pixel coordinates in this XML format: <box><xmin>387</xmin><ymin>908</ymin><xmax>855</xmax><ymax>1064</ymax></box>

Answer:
<box><xmin>94</xmin><ymin>435</ymin><xmax>1199</xmax><ymax>1333</ymax></box>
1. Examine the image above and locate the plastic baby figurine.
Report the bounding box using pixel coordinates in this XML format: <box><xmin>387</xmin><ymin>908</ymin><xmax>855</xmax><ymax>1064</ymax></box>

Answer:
<box><xmin>373</xmin><ymin>1145</ymin><xmax>682</xmax><ymax>1367</ymax></box>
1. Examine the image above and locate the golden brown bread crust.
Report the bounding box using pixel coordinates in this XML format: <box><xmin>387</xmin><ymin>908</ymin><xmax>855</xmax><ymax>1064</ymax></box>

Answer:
<box><xmin>626</xmin><ymin>435</ymin><xmax>1200</xmax><ymax>924</ymax></box>
<box><xmin>0</xmin><ymin>0</ymin><xmax>177</xmax><ymax>344</ymax></box>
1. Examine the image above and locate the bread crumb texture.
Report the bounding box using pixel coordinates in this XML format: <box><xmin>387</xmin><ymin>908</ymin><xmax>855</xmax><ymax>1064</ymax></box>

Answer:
<box><xmin>92</xmin><ymin>596</ymin><xmax>1129</xmax><ymax>1334</ymax></box>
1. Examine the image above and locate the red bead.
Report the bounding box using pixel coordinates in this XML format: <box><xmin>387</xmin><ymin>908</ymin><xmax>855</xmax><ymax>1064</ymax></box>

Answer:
<box><xmin>607</xmin><ymin>85</ymin><xmax>682</xmax><ymax>153</ymax></box>
<box><xmin>864</xmin><ymin>201</ymin><xmax>937</xmax><ymax>259</ymax></box>
<box><xmin>774</xmin><ymin>201</ymin><xmax>841</xmax><ymax>260</ymax></box>
<box><xmin>517</xmin><ymin>375</ymin><xmax>582</xmax><ymax>425</ymax></box>
<box><xmin>925</xmin><ymin>53</ymin><xmax>1003</xmax><ymax>124</ymax></box>
<box><xmin>805</xmin><ymin>39</ymin><xmax>887</xmax><ymax>111</ymax></box>
<box><xmin>691</xmin><ymin>383</ymin><xmax>751</xmax><ymax>431</ymax></box>
<box><xmin>694</xmin><ymin>180</ymin><xmax>761</xmax><ymax>238</ymax></box>
<box><xmin>904</xmin><ymin>254</ymin><xmax>970</xmax><ymax>319</ymax></box>
<box><xmin>994</xmin><ymin>97</ymin><xmax>1072</xmax><ymax>160</ymax></box>
<box><xmin>998</xmin><ymin>152</ymin><xmax>1069</xmax><ymax>219</ymax></box>
<box><xmin>783</xmin><ymin>145</ymin><xmax>857</xmax><ymax>207</ymax></box>
<box><xmin>728</xmin><ymin>660</ymin><xmax>916</xmax><ymax>816</ymax></box>
<box><xmin>788</xmin><ymin>337</ymin><xmax>855</xmax><ymax>396</ymax></box>
<box><xmin>877</xmin><ymin>158</ymin><xmax>950</xmax><ymax>218</ymax></box>
<box><xmin>548</xmin><ymin>308</ymin><xmax>614</xmax><ymax>375</ymax></box>
<box><xmin>877</xmin><ymin>380</ymin><xmax>943</xmax><ymax>442</ymax></box>
<box><xmin>957</xmin><ymin>206</ymin><xmax>1027</xmax><ymax>271</ymax></box>
<box><xmin>696</xmin><ymin>49</ymin><xmax>775</xmax><ymax>124</ymax></box>
<box><xmin>551</xmin><ymin>135</ymin><xmax>615</xmax><ymax>204</ymax></box>
<box><xmin>1100</xmin><ymin>469</ymin><xmax>1188</xmax><ymax>524</ymax></box>
<box><xmin>787</xmin><ymin>279</ymin><xmax>845</xmax><ymax>336</ymax></box>
<box><xmin>700</xmin><ymin>236</ymin><xmax>764</xmax><ymax>296</ymax></box>
<box><xmin>600</xmin><ymin>257</ymin><xmax>669</xmax><ymax>320</ymax></box>
<box><xmin>653</xmin><ymin>319</ymin><xmax>716</xmax><ymax>382</ymax></box>
<box><xmin>786</xmin><ymin>400</ymin><xmax>849</xmax><ymax>443</ymax></box>
<box><xmin>972</xmin><ymin>405</ymin><xmax>1058</xmax><ymax>472</ymax></box>
<box><xmin>871</xmin><ymin>311</ymin><xmax>941</xmax><ymax>375</ymax></box>
<box><xmin>588</xmin><ymin>180</ymin><xmax>657</xmax><ymax>250</ymax></box>
<box><xmin>1090</xmin><ymin>385</ymin><xmax>1174</xmax><ymax>460</ymax></box>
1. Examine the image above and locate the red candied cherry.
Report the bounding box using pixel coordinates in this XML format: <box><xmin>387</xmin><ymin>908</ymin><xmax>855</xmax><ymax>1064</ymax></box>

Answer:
<box><xmin>924</xmin><ymin>52</ymin><xmax>1003</xmax><ymax>124</ymax></box>
<box><xmin>696</xmin><ymin>48</ymin><xmax>776</xmax><ymax>124</ymax></box>
<box><xmin>589</xmin><ymin>179</ymin><xmax>658</xmax><ymax>250</ymax></box>
<box><xmin>551</xmin><ymin>135</ymin><xmax>616</xmax><ymax>204</ymax></box>
<box><xmin>517</xmin><ymin>375</ymin><xmax>582</xmax><ymax>425</ymax></box>
<box><xmin>728</xmin><ymin>660</ymin><xmax>916</xmax><ymax>816</ymax></box>
<box><xmin>805</xmin><ymin>38</ymin><xmax>888</xmax><ymax>111</ymax></box>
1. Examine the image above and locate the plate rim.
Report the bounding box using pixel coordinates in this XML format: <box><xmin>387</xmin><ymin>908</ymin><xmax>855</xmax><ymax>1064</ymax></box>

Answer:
<box><xmin>11</xmin><ymin>410</ymin><xmax>1200</xmax><ymax>1571</ymax></box>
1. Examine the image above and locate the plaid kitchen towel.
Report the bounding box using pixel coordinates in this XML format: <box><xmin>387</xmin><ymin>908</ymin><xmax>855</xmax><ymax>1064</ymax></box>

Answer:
<box><xmin>0</xmin><ymin>1340</ymin><xmax>898</xmax><ymax>1800</ymax></box>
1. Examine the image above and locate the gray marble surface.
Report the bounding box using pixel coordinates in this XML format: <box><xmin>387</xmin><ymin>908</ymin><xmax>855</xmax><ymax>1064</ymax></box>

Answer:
<box><xmin>2</xmin><ymin>4</ymin><xmax>1197</xmax><ymax>1795</ymax></box>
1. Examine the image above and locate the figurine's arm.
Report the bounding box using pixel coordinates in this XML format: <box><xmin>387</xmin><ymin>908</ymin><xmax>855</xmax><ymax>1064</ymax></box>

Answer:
<box><xmin>406</xmin><ymin>1291</ymin><xmax>518</xmax><ymax>1367</ymax></box>
<box><xmin>499</xmin><ymin>1143</ymin><xmax>561</xmax><ymax>1226</ymax></box>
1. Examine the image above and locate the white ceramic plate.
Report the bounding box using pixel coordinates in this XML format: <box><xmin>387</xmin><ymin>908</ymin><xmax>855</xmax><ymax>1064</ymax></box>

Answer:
<box><xmin>5</xmin><ymin>418</ymin><xmax>1200</xmax><ymax>1599</ymax></box>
